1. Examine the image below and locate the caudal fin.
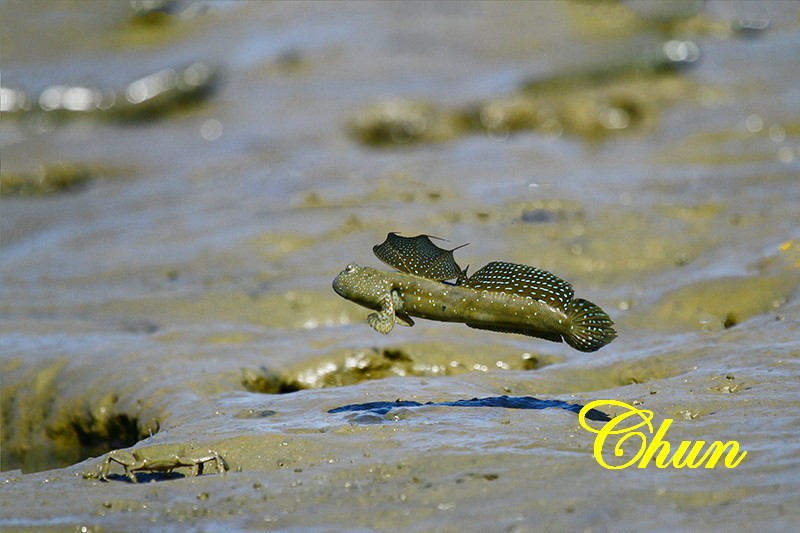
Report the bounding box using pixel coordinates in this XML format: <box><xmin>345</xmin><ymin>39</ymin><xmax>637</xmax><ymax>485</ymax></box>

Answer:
<box><xmin>564</xmin><ymin>298</ymin><xmax>617</xmax><ymax>352</ymax></box>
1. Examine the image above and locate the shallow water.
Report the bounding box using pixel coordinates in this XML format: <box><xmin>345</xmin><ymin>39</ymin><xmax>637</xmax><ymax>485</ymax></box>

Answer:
<box><xmin>2</xmin><ymin>2</ymin><xmax>799</xmax><ymax>532</ymax></box>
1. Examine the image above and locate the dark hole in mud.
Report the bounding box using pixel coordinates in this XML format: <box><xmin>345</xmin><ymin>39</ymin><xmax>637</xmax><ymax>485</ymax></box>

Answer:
<box><xmin>242</xmin><ymin>367</ymin><xmax>305</xmax><ymax>394</ymax></box>
<box><xmin>723</xmin><ymin>313</ymin><xmax>739</xmax><ymax>329</ymax></box>
<box><xmin>71</xmin><ymin>413</ymin><xmax>149</xmax><ymax>449</ymax></box>
<box><xmin>381</xmin><ymin>348</ymin><xmax>413</xmax><ymax>362</ymax></box>
<box><xmin>1</xmin><ymin>413</ymin><xmax>156</xmax><ymax>475</ymax></box>
<box><xmin>242</xmin><ymin>347</ymin><xmax>551</xmax><ymax>394</ymax></box>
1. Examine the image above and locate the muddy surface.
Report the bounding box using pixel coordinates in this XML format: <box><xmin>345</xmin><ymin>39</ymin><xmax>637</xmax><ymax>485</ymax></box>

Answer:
<box><xmin>2</xmin><ymin>2</ymin><xmax>799</xmax><ymax>532</ymax></box>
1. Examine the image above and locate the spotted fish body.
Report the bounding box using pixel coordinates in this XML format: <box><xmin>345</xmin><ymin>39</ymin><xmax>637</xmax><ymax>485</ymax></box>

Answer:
<box><xmin>333</xmin><ymin>260</ymin><xmax>617</xmax><ymax>352</ymax></box>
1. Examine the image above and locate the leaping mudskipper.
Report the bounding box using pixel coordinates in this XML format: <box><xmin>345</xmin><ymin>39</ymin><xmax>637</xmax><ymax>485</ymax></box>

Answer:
<box><xmin>333</xmin><ymin>233</ymin><xmax>616</xmax><ymax>352</ymax></box>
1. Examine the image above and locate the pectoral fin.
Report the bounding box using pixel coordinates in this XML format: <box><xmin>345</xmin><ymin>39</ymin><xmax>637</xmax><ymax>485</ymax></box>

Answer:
<box><xmin>395</xmin><ymin>312</ymin><xmax>415</xmax><ymax>327</ymax></box>
<box><xmin>367</xmin><ymin>293</ymin><xmax>396</xmax><ymax>334</ymax></box>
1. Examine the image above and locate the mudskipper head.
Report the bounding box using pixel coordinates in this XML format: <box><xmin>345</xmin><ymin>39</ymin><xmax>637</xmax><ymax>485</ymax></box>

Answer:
<box><xmin>332</xmin><ymin>263</ymin><xmax>361</xmax><ymax>298</ymax></box>
<box><xmin>332</xmin><ymin>264</ymin><xmax>389</xmax><ymax>311</ymax></box>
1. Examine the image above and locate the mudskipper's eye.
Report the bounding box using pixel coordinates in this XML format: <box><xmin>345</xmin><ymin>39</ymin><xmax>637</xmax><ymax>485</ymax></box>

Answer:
<box><xmin>345</xmin><ymin>264</ymin><xmax>356</xmax><ymax>272</ymax></box>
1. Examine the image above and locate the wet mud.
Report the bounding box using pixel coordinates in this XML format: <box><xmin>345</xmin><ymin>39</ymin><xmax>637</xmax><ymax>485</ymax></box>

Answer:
<box><xmin>2</xmin><ymin>2</ymin><xmax>800</xmax><ymax>532</ymax></box>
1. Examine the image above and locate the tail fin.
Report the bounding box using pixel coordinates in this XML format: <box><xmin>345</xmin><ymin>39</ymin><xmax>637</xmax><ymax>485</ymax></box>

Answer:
<box><xmin>564</xmin><ymin>298</ymin><xmax>617</xmax><ymax>352</ymax></box>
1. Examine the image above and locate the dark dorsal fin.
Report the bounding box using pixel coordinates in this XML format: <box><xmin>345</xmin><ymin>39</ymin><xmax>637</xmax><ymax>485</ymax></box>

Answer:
<box><xmin>373</xmin><ymin>233</ymin><xmax>467</xmax><ymax>281</ymax></box>
<box><xmin>460</xmin><ymin>261</ymin><xmax>574</xmax><ymax>310</ymax></box>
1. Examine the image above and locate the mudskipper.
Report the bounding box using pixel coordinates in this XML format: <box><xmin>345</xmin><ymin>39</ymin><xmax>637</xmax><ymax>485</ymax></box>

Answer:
<box><xmin>333</xmin><ymin>233</ymin><xmax>616</xmax><ymax>352</ymax></box>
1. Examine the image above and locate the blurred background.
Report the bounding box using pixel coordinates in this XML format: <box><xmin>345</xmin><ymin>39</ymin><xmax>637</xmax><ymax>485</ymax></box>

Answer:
<box><xmin>2</xmin><ymin>0</ymin><xmax>799</xmax><ymax>477</ymax></box>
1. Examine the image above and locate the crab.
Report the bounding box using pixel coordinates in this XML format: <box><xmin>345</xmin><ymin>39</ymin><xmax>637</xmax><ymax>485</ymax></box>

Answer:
<box><xmin>97</xmin><ymin>444</ymin><xmax>228</xmax><ymax>483</ymax></box>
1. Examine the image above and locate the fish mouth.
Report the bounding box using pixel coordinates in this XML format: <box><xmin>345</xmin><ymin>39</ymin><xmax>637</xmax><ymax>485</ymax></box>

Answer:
<box><xmin>332</xmin><ymin>273</ymin><xmax>344</xmax><ymax>296</ymax></box>
<box><xmin>332</xmin><ymin>269</ymin><xmax>350</xmax><ymax>297</ymax></box>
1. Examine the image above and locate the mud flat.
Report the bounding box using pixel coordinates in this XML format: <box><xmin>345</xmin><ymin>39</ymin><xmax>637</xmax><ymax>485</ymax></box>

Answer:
<box><xmin>1</xmin><ymin>295</ymin><xmax>799</xmax><ymax>531</ymax></box>
<box><xmin>2</xmin><ymin>2</ymin><xmax>800</xmax><ymax>532</ymax></box>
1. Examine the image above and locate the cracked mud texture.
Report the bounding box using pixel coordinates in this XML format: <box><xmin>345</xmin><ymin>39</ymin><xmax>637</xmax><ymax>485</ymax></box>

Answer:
<box><xmin>2</xmin><ymin>2</ymin><xmax>800</xmax><ymax>532</ymax></box>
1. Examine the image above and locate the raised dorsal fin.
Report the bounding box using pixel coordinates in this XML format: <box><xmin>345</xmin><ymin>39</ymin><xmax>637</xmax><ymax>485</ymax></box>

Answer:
<box><xmin>460</xmin><ymin>261</ymin><xmax>574</xmax><ymax>310</ymax></box>
<box><xmin>373</xmin><ymin>232</ymin><xmax>467</xmax><ymax>281</ymax></box>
